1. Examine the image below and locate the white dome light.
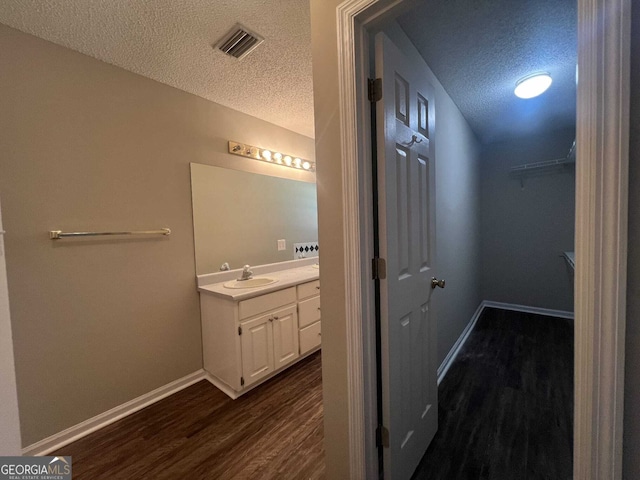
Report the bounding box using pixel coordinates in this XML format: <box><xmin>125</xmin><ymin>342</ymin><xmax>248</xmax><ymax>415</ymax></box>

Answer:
<box><xmin>514</xmin><ymin>73</ymin><xmax>552</xmax><ymax>99</ymax></box>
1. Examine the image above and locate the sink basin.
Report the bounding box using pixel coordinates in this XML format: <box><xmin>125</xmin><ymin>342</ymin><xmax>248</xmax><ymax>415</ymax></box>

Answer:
<box><xmin>223</xmin><ymin>277</ymin><xmax>277</xmax><ymax>289</ymax></box>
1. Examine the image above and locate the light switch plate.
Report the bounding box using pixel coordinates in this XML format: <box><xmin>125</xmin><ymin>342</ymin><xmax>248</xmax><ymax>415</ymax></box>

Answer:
<box><xmin>277</xmin><ymin>239</ymin><xmax>286</xmax><ymax>251</ymax></box>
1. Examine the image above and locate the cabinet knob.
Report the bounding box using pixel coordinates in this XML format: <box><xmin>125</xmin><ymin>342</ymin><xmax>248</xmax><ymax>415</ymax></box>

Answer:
<box><xmin>317</xmin><ymin>307</ymin><xmax>321</xmax><ymax>311</ymax></box>
<box><xmin>273</xmin><ymin>316</ymin><xmax>279</xmax><ymax>320</ymax></box>
<box><xmin>318</xmin><ymin>332</ymin><xmax>321</xmax><ymax>336</ymax></box>
<box><xmin>315</xmin><ymin>286</ymin><xmax>320</xmax><ymax>290</ymax></box>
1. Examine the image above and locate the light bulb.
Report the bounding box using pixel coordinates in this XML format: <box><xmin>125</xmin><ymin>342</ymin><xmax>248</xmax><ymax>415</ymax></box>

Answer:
<box><xmin>261</xmin><ymin>150</ymin><xmax>272</xmax><ymax>161</ymax></box>
<box><xmin>302</xmin><ymin>161</ymin><xmax>311</xmax><ymax>170</ymax></box>
<box><xmin>273</xmin><ymin>152</ymin><xmax>283</xmax><ymax>163</ymax></box>
<box><xmin>294</xmin><ymin>158</ymin><xmax>302</xmax><ymax>168</ymax></box>
<box><xmin>284</xmin><ymin>155</ymin><xmax>292</xmax><ymax>166</ymax></box>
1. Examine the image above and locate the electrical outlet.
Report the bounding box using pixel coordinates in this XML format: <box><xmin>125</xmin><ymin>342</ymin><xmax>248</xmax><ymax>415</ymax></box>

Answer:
<box><xmin>277</xmin><ymin>239</ymin><xmax>286</xmax><ymax>251</ymax></box>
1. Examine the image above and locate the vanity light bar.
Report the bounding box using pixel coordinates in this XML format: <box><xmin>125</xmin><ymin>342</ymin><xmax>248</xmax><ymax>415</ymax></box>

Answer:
<box><xmin>228</xmin><ymin>141</ymin><xmax>315</xmax><ymax>172</ymax></box>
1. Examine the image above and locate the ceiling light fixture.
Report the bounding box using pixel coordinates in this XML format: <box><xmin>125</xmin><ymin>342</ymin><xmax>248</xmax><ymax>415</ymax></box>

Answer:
<box><xmin>228</xmin><ymin>141</ymin><xmax>315</xmax><ymax>172</ymax></box>
<box><xmin>514</xmin><ymin>73</ymin><xmax>552</xmax><ymax>99</ymax></box>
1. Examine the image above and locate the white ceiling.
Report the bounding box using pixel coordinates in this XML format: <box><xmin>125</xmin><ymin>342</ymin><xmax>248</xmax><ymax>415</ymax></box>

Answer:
<box><xmin>0</xmin><ymin>0</ymin><xmax>576</xmax><ymax>146</ymax></box>
<box><xmin>0</xmin><ymin>0</ymin><xmax>316</xmax><ymax>138</ymax></box>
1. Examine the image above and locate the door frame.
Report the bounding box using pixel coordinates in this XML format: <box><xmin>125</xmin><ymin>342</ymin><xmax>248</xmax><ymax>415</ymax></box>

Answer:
<box><xmin>0</xmin><ymin>196</ymin><xmax>22</xmax><ymax>455</ymax></box>
<box><xmin>334</xmin><ymin>0</ymin><xmax>631</xmax><ymax>478</ymax></box>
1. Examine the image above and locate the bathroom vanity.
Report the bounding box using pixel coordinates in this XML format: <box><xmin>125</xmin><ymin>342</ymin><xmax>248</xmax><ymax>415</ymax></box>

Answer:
<box><xmin>197</xmin><ymin>260</ymin><xmax>320</xmax><ymax>399</ymax></box>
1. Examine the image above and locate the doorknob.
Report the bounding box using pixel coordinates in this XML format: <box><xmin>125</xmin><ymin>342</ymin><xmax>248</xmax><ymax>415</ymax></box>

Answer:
<box><xmin>431</xmin><ymin>277</ymin><xmax>445</xmax><ymax>289</ymax></box>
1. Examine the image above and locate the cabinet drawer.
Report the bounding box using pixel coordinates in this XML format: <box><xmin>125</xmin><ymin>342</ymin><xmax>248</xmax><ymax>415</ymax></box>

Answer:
<box><xmin>239</xmin><ymin>287</ymin><xmax>296</xmax><ymax>320</ymax></box>
<box><xmin>298</xmin><ymin>296</ymin><xmax>321</xmax><ymax>328</ymax></box>
<box><xmin>299</xmin><ymin>321</ymin><xmax>321</xmax><ymax>355</ymax></box>
<box><xmin>297</xmin><ymin>280</ymin><xmax>320</xmax><ymax>300</ymax></box>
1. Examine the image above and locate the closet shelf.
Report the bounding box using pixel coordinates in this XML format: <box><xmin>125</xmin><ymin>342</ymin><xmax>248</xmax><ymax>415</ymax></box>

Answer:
<box><xmin>510</xmin><ymin>141</ymin><xmax>576</xmax><ymax>177</ymax></box>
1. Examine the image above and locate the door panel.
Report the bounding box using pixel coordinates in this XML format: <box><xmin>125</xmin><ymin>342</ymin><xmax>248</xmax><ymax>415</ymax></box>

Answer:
<box><xmin>418</xmin><ymin>155</ymin><xmax>431</xmax><ymax>270</ymax></box>
<box><xmin>375</xmin><ymin>32</ymin><xmax>438</xmax><ymax>480</ymax></box>
<box><xmin>395</xmin><ymin>146</ymin><xmax>411</xmax><ymax>278</ymax></box>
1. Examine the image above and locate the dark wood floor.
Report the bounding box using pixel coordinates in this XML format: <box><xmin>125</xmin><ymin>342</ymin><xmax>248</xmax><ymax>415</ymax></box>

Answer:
<box><xmin>54</xmin><ymin>352</ymin><xmax>324</xmax><ymax>479</ymax></box>
<box><xmin>54</xmin><ymin>309</ymin><xmax>572</xmax><ymax>479</ymax></box>
<box><xmin>411</xmin><ymin>307</ymin><xmax>574</xmax><ymax>480</ymax></box>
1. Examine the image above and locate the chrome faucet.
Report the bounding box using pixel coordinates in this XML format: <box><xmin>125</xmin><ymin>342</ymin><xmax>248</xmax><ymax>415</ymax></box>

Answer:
<box><xmin>238</xmin><ymin>265</ymin><xmax>253</xmax><ymax>281</ymax></box>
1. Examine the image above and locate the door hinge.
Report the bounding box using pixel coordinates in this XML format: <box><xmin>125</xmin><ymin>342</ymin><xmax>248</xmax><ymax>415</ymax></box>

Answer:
<box><xmin>372</xmin><ymin>257</ymin><xmax>387</xmax><ymax>280</ymax></box>
<box><xmin>238</xmin><ymin>326</ymin><xmax>242</xmax><ymax>335</ymax></box>
<box><xmin>368</xmin><ymin>78</ymin><xmax>382</xmax><ymax>103</ymax></box>
<box><xmin>376</xmin><ymin>425</ymin><xmax>390</xmax><ymax>448</ymax></box>
<box><xmin>241</xmin><ymin>376</ymin><xmax>245</xmax><ymax>386</ymax></box>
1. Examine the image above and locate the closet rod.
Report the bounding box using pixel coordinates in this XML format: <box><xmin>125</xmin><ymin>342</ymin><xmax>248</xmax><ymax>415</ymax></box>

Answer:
<box><xmin>510</xmin><ymin>157</ymin><xmax>574</xmax><ymax>174</ymax></box>
<box><xmin>49</xmin><ymin>228</ymin><xmax>171</xmax><ymax>240</ymax></box>
<box><xmin>510</xmin><ymin>140</ymin><xmax>576</xmax><ymax>175</ymax></box>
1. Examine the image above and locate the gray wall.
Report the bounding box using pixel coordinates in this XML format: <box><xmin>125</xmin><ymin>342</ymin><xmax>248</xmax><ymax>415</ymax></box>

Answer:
<box><xmin>480</xmin><ymin>128</ymin><xmax>575</xmax><ymax>312</ymax></box>
<box><xmin>623</xmin><ymin>1</ymin><xmax>640</xmax><ymax>476</ymax></box>
<box><xmin>191</xmin><ymin>164</ymin><xmax>318</xmax><ymax>274</ymax></box>
<box><xmin>0</xmin><ymin>24</ymin><xmax>315</xmax><ymax>447</ymax></box>
<box><xmin>382</xmin><ymin>22</ymin><xmax>483</xmax><ymax>367</ymax></box>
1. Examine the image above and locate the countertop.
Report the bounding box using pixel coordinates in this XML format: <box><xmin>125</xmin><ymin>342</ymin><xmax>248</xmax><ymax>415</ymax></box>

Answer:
<box><xmin>198</xmin><ymin>264</ymin><xmax>319</xmax><ymax>301</ymax></box>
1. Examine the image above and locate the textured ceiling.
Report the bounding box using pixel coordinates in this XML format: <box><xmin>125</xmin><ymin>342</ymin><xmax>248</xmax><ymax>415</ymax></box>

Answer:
<box><xmin>0</xmin><ymin>0</ymin><xmax>576</xmax><ymax>146</ymax></box>
<box><xmin>0</xmin><ymin>0</ymin><xmax>315</xmax><ymax>138</ymax></box>
<box><xmin>397</xmin><ymin>0</ymin><xmax>577</xmax><ymax>144</ymax></box>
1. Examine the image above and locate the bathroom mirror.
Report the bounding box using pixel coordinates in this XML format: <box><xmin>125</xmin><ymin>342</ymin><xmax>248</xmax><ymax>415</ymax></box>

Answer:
<box><xmin>190</xmin><ymin>163</ymin><xmax>318</xmax><ymax>275</ymax></box>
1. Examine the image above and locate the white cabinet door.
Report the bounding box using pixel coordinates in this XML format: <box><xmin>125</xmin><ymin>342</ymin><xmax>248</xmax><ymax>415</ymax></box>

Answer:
<box><xmin>241</xmin><ymin>313</ymin><xmax>274</xmax><ymax>387</ymax></box>
<box><xmin>271</xmin><ymin>305</ymin><xmax>299</xmax><ymax>370</ymax></box>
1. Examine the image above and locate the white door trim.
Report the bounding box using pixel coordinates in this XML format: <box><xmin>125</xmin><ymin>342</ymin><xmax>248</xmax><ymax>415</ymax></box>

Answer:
<box><xmin>574</xmin><ymin>0</ymin><xmax>630</xmax><ymax>478</ymax></box>
<box><xmin>335</xmin><ymin>2</ymin><xmax>374</xmax><ymax>477</ymax></box>
<box><xmin>335</xmin><ymin>0</ymin><xmax>630</xmax><ymax>479</ymax></box>
<box><xmin>0</xmin><ymin>197</ymin><xmax>22</xmax><ymax>455</ymax></box>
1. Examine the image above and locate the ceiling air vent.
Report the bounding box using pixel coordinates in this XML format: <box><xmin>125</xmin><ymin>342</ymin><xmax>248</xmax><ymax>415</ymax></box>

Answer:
<box><xmin>216</xmin><ymin>24</ymin><xmax>264</xmax><ymax>60</ymax></box>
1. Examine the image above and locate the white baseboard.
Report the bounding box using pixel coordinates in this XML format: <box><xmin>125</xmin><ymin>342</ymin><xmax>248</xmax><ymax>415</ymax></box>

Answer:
<box><xmin>437</xmin><ymin>300</ymin><xmax>575</xmax><ymax>385</ymax></box>
<box><xmin>22</xmin><ymin>369</ymin><xmax>206</xmax><ymax>456</ymax></box>
<box><xmin>437</xmin><ymin>302</ymin><xmax>484</xmax><ymax>386</ymax></box>
<box><xmin>482</xmin><ymin>301</ymin><xmax>574</xmax><ymax>320</ymax></box>
<box><xmin>203</xmin><ymin>372</ymin><xmax>239</xmax><ymax>400</ymax></box>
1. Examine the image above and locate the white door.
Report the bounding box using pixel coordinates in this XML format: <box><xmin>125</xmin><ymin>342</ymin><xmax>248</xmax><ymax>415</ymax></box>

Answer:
<box><xmin>0</xmin><ymin>198</ymin><xmax>22</xmax><ymax>455</ymax></box>
<box><xmin>375</xmin><ymin>32</ymin><xmax>439</xmax><ymax>479</ymax></box>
